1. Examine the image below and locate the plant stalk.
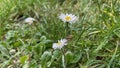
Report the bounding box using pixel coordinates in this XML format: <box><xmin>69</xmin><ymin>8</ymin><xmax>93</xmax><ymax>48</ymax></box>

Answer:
<box><xmin>62</xmin><ymin>49</ymin><xmax>66</xmax><ymax>68</ymax></box>
<box><xmin>66</xmin><ymin>22</ymin><xmax>70</xmax><ymax>36</ymax></box>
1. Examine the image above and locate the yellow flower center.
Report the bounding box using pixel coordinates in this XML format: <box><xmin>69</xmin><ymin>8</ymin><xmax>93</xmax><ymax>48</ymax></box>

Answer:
<box><xmin>57</xmin><ymin>41</ymin><xmax>62</xmax><ymax>46</ymax></box>
<box><xmin>65</xmin><ymin>16</ymin><xmax>71</xmax><ymax>21</ymax></box>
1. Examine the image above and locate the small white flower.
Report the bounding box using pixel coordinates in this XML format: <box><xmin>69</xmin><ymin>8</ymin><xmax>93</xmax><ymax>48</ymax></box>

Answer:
<box><xmin>24</xmin><ymin>17</ymin><xmax>36</xmax><ymax>25</ymax></box>
<box><xmin>52</xmin><ymin>39</ymin><xmax>67</xmax><ymax>50</ymax></box>
<box><xmin>59</xmin><ymin>13</ymin><xmax>78</xmax><ymax>23</ymax></box>
<box><xmin>9</xmin><ymin>49</ymin><xmax>16</xmax><ymax>54</ymax></box>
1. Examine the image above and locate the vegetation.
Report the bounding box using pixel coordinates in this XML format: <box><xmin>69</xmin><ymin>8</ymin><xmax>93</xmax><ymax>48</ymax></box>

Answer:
<box><xmin>0</xmin><ymin>0</ymin><xmax>120</xmax><ymax>68</ymax></box>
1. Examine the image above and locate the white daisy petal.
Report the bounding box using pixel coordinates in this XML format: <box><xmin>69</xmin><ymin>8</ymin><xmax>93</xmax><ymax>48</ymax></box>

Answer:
<box><xmin>52</xmin><ymin>39</ymin><xmax>68</xmax><ymax>50</ymax></box>
<box><xmin>59</xmin><ymin>13</ymin><xmax>78</xmax><ymax>23</ymax></box>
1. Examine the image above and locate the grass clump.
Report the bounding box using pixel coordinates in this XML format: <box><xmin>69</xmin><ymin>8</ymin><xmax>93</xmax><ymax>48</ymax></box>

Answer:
<box><xmin>0</xmin><ymin>0</ymin><xmax>120</xmax><ymax>68</ymax></box>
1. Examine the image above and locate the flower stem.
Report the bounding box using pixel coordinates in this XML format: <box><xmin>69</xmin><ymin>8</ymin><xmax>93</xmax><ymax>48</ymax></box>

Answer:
<box><xmin>62</xmin><ymin>49</ymin><xmax>66</xmax><ymax>68</ymax></box>
<box><xmin>66</xmin><ymin>22</ymin><xmax>70</xmax><ymax>36</ymax></box>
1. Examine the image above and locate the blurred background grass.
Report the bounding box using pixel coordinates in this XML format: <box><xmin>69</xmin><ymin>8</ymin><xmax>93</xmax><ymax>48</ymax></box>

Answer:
<box><xmin>0</xmin><ymin>0</ymin><xmax>120</xmax><ymax>68</ymax></box>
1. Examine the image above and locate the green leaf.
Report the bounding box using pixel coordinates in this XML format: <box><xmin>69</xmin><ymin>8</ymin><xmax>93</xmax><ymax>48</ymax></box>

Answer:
<box><xmin>0</xmin><ymin>45</ymin><xmax>10</xmax><ymax>58</ymax></box>
<box><xmin>53</xmin><ymin>50</ymin><xmax>61</xmax><ymax>59</ymax></box>
<box><xmin>40</xmin><ymin>36</ymin><xmax>46</xmax><ymax>41</ymax></box>
<box><xmin>65</xmin><ymin>51</ymin><xmax>74</xmax><ymax>64</ymax></box>
<box><xmin>113</xmin><ymin>28</ymin><xmax>120</xmax><ymax>38</ymax></box>
<box><xmin>33</xmin><ymin>44</ymin><xmax>44</xmax><ymax>57</ymax></box>
<box><xmin>71</xmin><ymin>51</ymin><xmax>82</xmax><ymax>63</ymax></box>
<box><xmin>13</xmin><ymin>41</ymin><xmax>21</xmax><ymax>47</ymax></box>
<box><xmin>22</xmin><ymin>61</ymin><xmax>29</xmax><ymax>68</ymax></box>
<box><xmin>40</xmin><ymin>51</ymin><xmax>52</xmax><ymax>68</ymax></box>
<box><xmin>20</xmin><ymin>55</ymin><xmax>29</xmax><ymax>64</ymax></box>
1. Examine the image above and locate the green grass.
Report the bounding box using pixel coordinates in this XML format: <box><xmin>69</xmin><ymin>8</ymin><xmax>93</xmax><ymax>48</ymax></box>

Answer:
<box><xmin>0</xmin><ymin>0</ymin><xmax>120</xmax><ymax>68</ymax></box>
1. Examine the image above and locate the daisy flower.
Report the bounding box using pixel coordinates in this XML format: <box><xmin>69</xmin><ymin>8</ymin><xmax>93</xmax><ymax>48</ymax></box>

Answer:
<box><xmin>52</xmin><ymin>39</ymin><xmax>67</xmax><ymax>50</ymax></box>
<box><xmin>59</xmin><ymin>13</ymin><xmax>78</xmax><ymax>23</ymax></box>
<box><xmin>24</xmin><ymin>17</ymin><xmax>36</xmax><ymax>25</ymax></box>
